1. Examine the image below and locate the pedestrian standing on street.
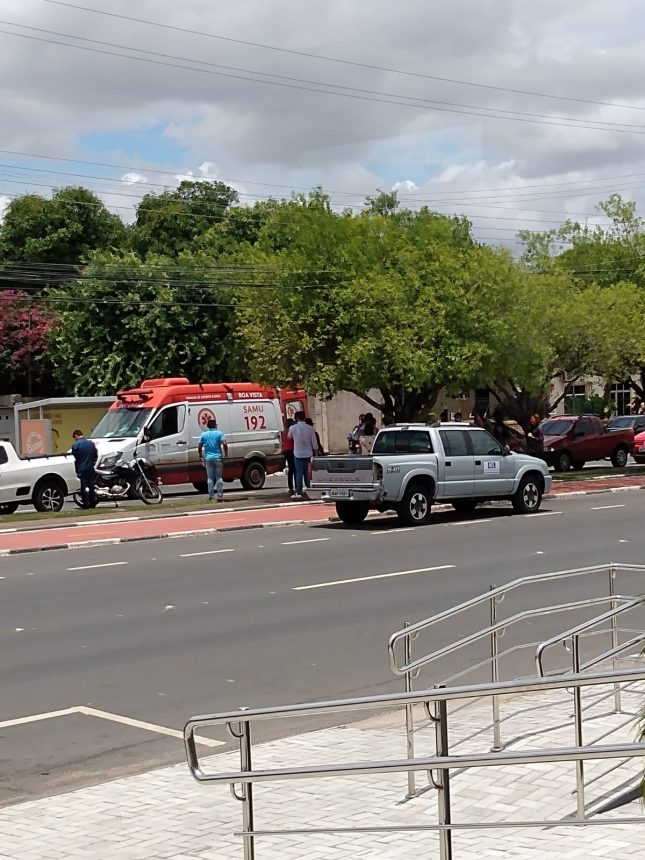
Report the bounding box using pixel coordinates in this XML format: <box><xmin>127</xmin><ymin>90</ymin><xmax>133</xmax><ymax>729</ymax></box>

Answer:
<box><xmin>198</xmin><ymin>418</ymin><xmax>229</xmax><ymax>502</ymax></box>
<box><xmin>283</xmin><ymin>417</ymin><xmax>296</xmax><ymax>495</ymax></box>
<box><xmin>288</xmin><ymin>410</ymin><xmax>318</xmax><ymax>499</ymax></box>
<box><xmin>526</xmin><ymin>413</ymin><xmax>544</xmax><ymax>456</ymax></box>
<box><xmin>305</xmin><ymin>417</ymin><xmax>325</xmax><ymax>455</ymax></box>
<box><xmin>71</xmin><ymin>430</ymin><xmax>98</xmax><ymax>509</ymax></box>
<box><xmin>359</xmin><ymin>416</ymin><xmax>377</xmax><ymax>454</ymax></box>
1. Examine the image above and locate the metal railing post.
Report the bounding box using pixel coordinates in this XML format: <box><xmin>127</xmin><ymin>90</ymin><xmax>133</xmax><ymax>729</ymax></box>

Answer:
<box><xmin>489</xmin><ymin>585</ymin><xmax>503</xmax><ymax>751</ymax></box>
<box><xmin>572</xmin><ymin>635</ymin><xmax>585</xmax><ymax>820</ymax></box>
<box><xmin>238</xmin><ymin>716</ymin><xmax>256</xmax><ymax>860</ymax></box>
<box><xmin>434</xmin><ymin>697</ymin><xmax>453</xmax><ymax>860</ymax></box>
<box><xmin>608</xmin><ymin>563</ymin><xmax>622</xmax><ymax>713</ymax></box>
<box><xmin>403</xmin><ymin>621</ymin><xmax>417</xmax><ymax>797</ymax></box>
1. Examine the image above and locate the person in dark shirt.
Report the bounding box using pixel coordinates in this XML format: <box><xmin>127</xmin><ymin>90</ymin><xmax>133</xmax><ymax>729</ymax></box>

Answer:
<box><xmin>71</xmin><ymin>430</ymin><xmax>99</xmax><ymax>509</ymax></box>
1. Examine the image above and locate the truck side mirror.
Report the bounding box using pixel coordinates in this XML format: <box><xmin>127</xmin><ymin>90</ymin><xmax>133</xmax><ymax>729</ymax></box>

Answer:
<box><xmin>503</xmin><ymin>444</ymin><xmax>511</xmax><ymax>456</ymax></box>
<box><xmin>142</xmin><ymin>432</ymin><xmax>151</xmax><ymax>443</ymax></box>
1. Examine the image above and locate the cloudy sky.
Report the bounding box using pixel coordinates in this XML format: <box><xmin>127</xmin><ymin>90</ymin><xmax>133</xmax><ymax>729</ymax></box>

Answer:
<box><xmin>1</xmin><ymin>0</ymin><xmax>645</xmax><ymax>246</ymax></box>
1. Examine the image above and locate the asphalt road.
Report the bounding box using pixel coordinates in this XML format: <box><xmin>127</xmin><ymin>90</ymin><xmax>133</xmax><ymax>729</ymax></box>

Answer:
<box><xmin>1</xmin><ymin>492</ymin><xmax>644</xmax><ymax>807</ymax></box>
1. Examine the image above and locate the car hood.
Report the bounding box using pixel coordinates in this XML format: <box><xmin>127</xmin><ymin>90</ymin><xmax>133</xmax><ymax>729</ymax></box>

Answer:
<box><xmin>542</xmin><ymin>434</ymin><xmax>566</xmax><ymax>447</ymax></box>
<box><xmin>634</xmin><ymin>430</ymin><xmax>645</xmax><ymax>444</ymax></box>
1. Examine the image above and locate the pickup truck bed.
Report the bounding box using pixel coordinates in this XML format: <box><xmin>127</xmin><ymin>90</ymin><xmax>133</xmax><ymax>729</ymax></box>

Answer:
<box><xmin>0</xmin><ymin>442</ymin><xmax>79</xmax><ymax>514</ymax></box>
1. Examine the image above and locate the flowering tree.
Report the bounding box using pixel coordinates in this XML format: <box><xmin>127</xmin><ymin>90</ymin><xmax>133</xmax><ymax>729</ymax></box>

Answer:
<box><xmin>0</xmin><ymin>290</ymin><xmax>58</xmax><ymax>393</ymax></box>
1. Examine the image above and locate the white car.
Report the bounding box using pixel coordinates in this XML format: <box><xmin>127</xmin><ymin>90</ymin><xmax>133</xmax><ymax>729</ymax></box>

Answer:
<box><xmin>0</xmin><ymin>441</ymin><xmax>79</xmax><ymax>514</ymax></box>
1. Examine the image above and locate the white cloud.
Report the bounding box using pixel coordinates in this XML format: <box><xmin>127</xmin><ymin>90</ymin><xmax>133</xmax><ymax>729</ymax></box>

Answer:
<box><xmin>121</xmin><ymin>172</ymin><xmax>149</xmax><ymax>185</ymax></box>
<box><xmin>1</xmin><ymin>0</ymin><xmax>645</xmax><ymax>247</ymax></box>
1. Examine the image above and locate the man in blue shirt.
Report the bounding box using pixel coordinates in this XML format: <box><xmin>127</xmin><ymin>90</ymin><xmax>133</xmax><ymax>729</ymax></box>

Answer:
<box><xmin>198</xmin><ymin>418</ymin><xmax>229</xmax><ymax>501</ymax></box>
<box><xmin>71</xmin><ymin>429</ymin><xmax>99</xmax><ymax>509</ymax></box>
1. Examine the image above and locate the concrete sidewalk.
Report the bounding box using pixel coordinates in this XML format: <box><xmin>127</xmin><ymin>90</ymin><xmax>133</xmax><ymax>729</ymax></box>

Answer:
<box><xmin>1</xmin><ymin>675</ymin><xmax>642</xmax><ymax>859</ymax></box>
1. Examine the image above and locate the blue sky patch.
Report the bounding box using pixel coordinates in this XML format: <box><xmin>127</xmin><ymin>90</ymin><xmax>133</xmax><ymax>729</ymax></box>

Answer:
<box><xmin>77</xmin><ymin>122</ymin><xmax>189</xmax><ymax>167</ymax></box>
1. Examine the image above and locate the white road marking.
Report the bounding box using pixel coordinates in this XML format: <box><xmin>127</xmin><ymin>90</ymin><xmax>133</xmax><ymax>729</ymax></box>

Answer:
<box><xmin>0</xmin><ymin>707</ymin><xmax>79</xmax><ymax>729</ymax></box>
<box><xmin>450</xmin><ymin>517</ymin><xmax>495</xmax><ymax>526</ymax></box>
<box><xmin>294</xmin><ymin>564</ymin><xmax>454</xmax><ymax>591</ymax></box>
<box><xmin>591</xmin><ymin>504</ymin><xmax>626</xmax><ymax>511</ymax></box>
<box><xmin>0</xmin><ymin>706</ymin><xmax>224</xmax><ymax>747</ymax></box>
<box><xmin>281</xmin><ymin>537</ymin><xmax>331</xmax><ymax>546</ymax></box>
<box><xmin>370</xmin><ymin>528</ymin><xmax>414</xmax><ymax>535</ymax></box>
<box><xmin>180</xmin><ymin>548</ymin><xmax>235</xmax><ymax>558</ymax></box>
<box><xmin>0</xmin><ymin>528</ymin><xmax>18</xmax><ymax>534</ymax></box>
<box><xmin>67</xmin><ymin>561</ymin><xmax>129</xmax><ymax>571</ymax></box>
<box><xmin>77</xmin><ymin>517</ymin><xmax>140</xmax><ymax>526</ymax></box>
<box><xmin>529</xmin><ymin>511</ymin><xmax>563</xmax><ymax>517</ymax></box>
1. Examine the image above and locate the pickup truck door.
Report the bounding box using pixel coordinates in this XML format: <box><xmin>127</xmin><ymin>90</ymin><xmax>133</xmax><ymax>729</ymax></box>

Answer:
<box><xmin>469</xmin><ymin>429</ymin><xmax>514</xmax><ymax>495</ymax></box>
<box><xmin>438</xmin><ymin>430</ymin><xmax>474</xmax><ymax>498</ymax></box>
<box><xmin>572</xmin><ymin>416</ymin><xmax>597</xmax><ymax>461</ymax></box>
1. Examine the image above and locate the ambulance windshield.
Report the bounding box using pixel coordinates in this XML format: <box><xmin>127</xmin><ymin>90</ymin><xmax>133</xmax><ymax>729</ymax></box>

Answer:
<box><xmin>91</xmin><ymin>408</ymin><xmax>153</xmax><ymax>439</ymax></box>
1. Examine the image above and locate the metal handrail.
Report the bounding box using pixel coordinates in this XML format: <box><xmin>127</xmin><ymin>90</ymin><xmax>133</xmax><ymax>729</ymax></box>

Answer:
<box><xmin>184</xmin><ymin>666</ymin><xmax>644</xmax><ymax>773</ymax></box>
<box><xmin>536</xmin><ymin>597</ymin><xmax>645</xmax><ymax>676</ymax></box>
<box><xmin>391</xmin><ymin>595</ymin><xmax>631</xmax><ymax>678</ymax></box>
<box><xmin>185</xmin><ymin>668</ymin><xmax>645</xmax><ymax>860</ymax></box>
<box><xmin>388</xmin><ymin>562</ymin><xmax>645</xmax><ymax>676</ymax></box>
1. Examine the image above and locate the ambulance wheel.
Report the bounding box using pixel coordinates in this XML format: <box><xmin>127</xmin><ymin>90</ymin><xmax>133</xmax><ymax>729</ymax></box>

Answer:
<box><xmin>192</xmin><ymin>481</ymin><xmax>208</xmax><ymax>494</ymax></box>
<box><xmin>241</xmin><ymin>460</ymin><xmax>266</xmax><ymax>490</ymax></box>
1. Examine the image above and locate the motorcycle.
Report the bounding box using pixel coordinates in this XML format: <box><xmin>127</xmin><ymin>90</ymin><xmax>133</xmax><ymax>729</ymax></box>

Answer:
<box><xmin>74</xmin><ymin>455</ymin><xmax>162</xmax><ymax>508</ymax></box>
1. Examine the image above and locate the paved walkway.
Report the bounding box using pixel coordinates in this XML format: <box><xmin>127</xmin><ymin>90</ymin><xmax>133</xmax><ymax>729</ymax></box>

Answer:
<box><xmin>0</xmin><ymin>671</ymin><xmax>642</xmax><ymax>859</ymax></box>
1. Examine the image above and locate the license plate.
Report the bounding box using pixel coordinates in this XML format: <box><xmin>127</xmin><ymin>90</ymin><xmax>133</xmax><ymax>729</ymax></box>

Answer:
<box><xmin>639</xmin><ymin>447</ymin><xmax>645</xmax><ymax>453</ymax></box>
<box><xmin>329</xmin><ymin>489</ymin><xmax>350</xmax><ymax>498</ymax></box>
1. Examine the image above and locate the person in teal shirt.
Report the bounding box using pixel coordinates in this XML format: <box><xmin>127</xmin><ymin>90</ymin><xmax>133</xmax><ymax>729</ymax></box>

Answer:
<box><xmin>198</xmin><ymin>418</ymin><xmax>229</xmax><ymax>501</ymax></box>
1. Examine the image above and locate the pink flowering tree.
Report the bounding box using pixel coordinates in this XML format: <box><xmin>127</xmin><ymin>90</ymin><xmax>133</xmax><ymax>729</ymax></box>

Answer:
<box><xmin>0</xmin><ymin>290</ymin><xmax>58</xmax><ymax>393</ymax></box>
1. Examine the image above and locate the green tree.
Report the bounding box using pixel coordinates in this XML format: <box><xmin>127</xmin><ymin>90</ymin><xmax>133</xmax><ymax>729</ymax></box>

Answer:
<box><xmin>49</xmin><ymin>251</ymin><xmax>247</xmax><ymax>394</ymax></box>
<box><xmin>0</xmin><ymin>187</ymin><xmax>127</xmax><ymax>266</ymax></box>
<box><xmin>519</xmin><ymin>194</ymin><xmax>645</xmax><ymax>400</ymax></box>
<box><xmin>233</xmin><ymin>192</ymin><xmax>512</xmax><ymax>422</ymax></box>
<box><xmin>134</xmin><ymin>180</ymin><xmax>238</xmax><ymax>257</ymax></box>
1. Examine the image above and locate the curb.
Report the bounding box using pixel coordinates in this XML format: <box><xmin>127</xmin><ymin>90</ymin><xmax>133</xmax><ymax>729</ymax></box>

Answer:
<box><xmin>2</xmin><ymin>482</ymin><xmax>644</xmax><ymax>557</ymax></box>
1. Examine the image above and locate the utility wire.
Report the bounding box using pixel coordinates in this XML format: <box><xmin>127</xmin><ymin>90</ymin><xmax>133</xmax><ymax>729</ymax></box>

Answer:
<box><xmin>1</xmin><ymin>27</ymin><xmax>644</xmax><ymax>135</ymax></box>
<box><xmin>44</xmin><ymin>0</ymin><xmax>645</xmax><ymax>114</ymax></box>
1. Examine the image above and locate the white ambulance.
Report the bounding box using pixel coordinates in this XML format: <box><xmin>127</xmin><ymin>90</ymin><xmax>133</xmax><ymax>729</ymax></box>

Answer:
<box><xmin>89</xmin><ymin>378</ymin><xmax>308</xmax><ymax>491</ymax></box>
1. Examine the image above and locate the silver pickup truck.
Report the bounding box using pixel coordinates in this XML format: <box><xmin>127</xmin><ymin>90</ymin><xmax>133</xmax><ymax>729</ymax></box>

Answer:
<box><xmin>308</xmin><ymin>423</ymin><xmax>552</xmax><ymax>526</ymax></box>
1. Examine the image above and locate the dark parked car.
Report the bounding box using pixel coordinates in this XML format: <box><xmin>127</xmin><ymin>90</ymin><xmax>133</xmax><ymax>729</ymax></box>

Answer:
<box><xmin>607</xmin><ymin>415</ymin><xmax>645</xmax><ymax>435</ymax></box>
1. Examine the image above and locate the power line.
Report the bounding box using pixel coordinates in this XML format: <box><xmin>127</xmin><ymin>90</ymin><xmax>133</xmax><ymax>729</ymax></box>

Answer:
<box><xmin>5</xmin><ymin>19</ymin><xmax>645</xmax><ymax>134</ymax></box>
<box><xmin>4</xmin><ymin>147</ymin><xmax>645</xmax><ymax>204</ymax></box>
<box><xmin>2</xmin><ymin>27</ymin><xmax>644</xmax><ymax>136</ymax></box>
<box><xmin>43</xmin><ymin>0</ymin><xmax>645</xmax><ymax>114</ymax></box>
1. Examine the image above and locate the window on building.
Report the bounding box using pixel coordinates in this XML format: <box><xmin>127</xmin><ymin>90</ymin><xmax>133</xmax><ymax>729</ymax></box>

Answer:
<box><xmin>564</xmin><ymin>384</ymin><xmax>586</xmax><ymax>413</ymax></box>
<box><xmin>609</xmin><ymin>381</ymin><xmax>631</xmax><ymax>416</ymax></box>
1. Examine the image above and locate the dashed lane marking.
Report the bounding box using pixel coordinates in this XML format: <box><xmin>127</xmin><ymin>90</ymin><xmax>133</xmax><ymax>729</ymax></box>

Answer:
<box><xmin>294</xmin><ymin>564</ymin><xmax>454</xmax><ymax>591</ymax></box>
<box><xmin>66</xmin><ymin>561</ymin><xmax>129</xmax><ymax>571</ymax></box>
<box><xmin>281</xmin><ymin>537</ymin><xmax>331</xmax><ymax>546</ymax></box>
<box><xmin>590</xmin><ymin>504</ymin><xmax>626</xmax><ymax>510</ymax></box>
<box><xmin>179</xmin><ymin>548</ymin><xmax>236</xmax><ymax>558</ymax></box>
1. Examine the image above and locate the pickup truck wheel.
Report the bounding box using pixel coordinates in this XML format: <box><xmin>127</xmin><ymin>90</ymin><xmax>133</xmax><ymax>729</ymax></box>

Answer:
<box><xmin>241</xmin><ymin>460</ymin><xmax>266</xmax><ymax>490</ymax></box>
<box><xmin>0</xmin><ymin>502</ymin><xmax>19</xmax><ymax>515</ymax></box>
<box><xmin>554</xmin><ymin>451</ymin><xmax>572</xmax><ymax>472</ymax></box>
<box><xmin>571</xmin><ymin>460</ymin><xmax>585</xmax><ymax>471</ymax></box>
<box><xmin>452</xmin><ymin>500</ymin><xmax>478</xmax><ymax>514</ymax></box>
<box><xmin>611</xmin><ymin>446</ymin><xmax>629</xmax><ymax>468</ymax></box>
<box><xmin>397</xmin><ymin>483</ymin><xmax>433</xmax><ymax>526</ymax></box>
<box><xmin>512</xmin><ymin>475</ymin><xmax>543</xmax><ymax>514</ymax></box>
<box><xmin>33</xmin><ymin>480</ymin><xmax>65</xmax><ymax>512</ymax></box>
<box><xmin>192</xmin><ymin>481</ymin><xmax>208</xmax><ymax>494</ymax></box>
<box><xmin>335</xmin><ymin>501</ymin><xmax>370</xmax><ymax>525</ymax></box>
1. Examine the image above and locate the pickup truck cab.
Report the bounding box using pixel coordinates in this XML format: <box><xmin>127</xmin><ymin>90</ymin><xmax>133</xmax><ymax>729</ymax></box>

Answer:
<box><xmin>308</xmin><ymin>423</ymin><xmax>551</xmax><ymax>526</ymax></box>
<box><xmin>539</xmin><ymin>414</ymin><xmax>634</xmax><ymax>472</ymax></box>
<box><xmin>0</xmin><ymin>441</ymin><xmax>79</xmax><ymax>514</ymax></box>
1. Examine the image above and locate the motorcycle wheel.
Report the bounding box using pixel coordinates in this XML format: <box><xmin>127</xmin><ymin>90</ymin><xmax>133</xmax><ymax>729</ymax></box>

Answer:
<box><xmin>136</xmin><ymin>479</ymin><xmax>163</xmax><ymax>505</ymax></box>
<box><xmin>72</xmin><ymin>492</ymin><xmax>86</xmax><ymax>509</ymax></box>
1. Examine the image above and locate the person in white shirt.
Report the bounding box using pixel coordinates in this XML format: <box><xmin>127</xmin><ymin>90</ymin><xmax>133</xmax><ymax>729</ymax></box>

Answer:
<box><xmin>287</xmin><ymin>410</ymin><xmax>318</xmax><ymax>498</ymax></box>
